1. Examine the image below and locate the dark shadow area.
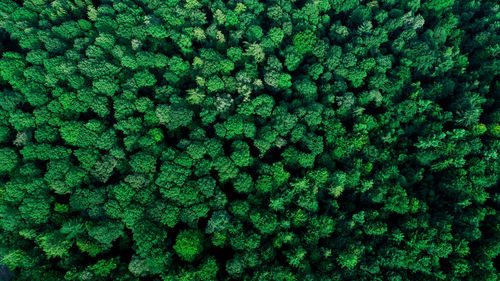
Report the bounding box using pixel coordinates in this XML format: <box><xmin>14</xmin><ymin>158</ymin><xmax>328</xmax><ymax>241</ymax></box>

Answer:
<box><xmin>363</xmin><ymin>102</ymin><xmax>385</xmax><ymax>116</ymax></box>
<box><xmin>0</xmin><ymin>265</ymin><xmax>12</xmax><ymax>281</ymax></box>
<box><xmin>0</xmin><ymin>28</ymin><xmax>23</xmax><ymax>54</ymax></box>
<box><xmin>292</xmin><ymin>0</ymin><xmax>307</xmax><ymax>10</ymax></box>
<box><xmin>90</xmin><ymin>0</ymin><xmax>104</xmax><ymax>7</ymax></box>
<box><xmin>260</xmin><ymin>146</ymin><xmax>285</xmax><ymax>164</ymax></box>
<box><xmin>53</xmin><ymin>193</ymin><xmax>70</xmax><ymax>204</ymax></box>
<box><xmin>108</xmin><ymin>228</ymin><xmax>135</xmax><ymax>264</ymax></box>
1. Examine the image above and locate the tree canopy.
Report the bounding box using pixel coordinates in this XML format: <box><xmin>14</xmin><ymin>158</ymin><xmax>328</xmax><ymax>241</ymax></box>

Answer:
<box><xmin>0</xmin><ymin>0</ymin><xmax>499</xmax><ymax>280</ymax></box>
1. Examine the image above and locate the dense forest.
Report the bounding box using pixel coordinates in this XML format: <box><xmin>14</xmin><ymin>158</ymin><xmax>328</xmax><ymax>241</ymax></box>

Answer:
<box><xmin>0</xmin><ymin>0</ymin><xmax>499</xmax><ymax>280</ymax></box>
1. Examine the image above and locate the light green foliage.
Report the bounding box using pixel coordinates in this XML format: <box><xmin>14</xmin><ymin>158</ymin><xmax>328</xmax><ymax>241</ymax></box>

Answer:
<box><xmin>252</xmin><ymin>95</ymin><xmax>275</xmax><ymax>118</ymax></box>
<box><xmin>59</xmin><ymin>122</ymin><xmax>97</xmax><ymax>147</ymax></box>
<box><xmin>134</xmin><ymin>70</ymin><xmax>157</xmax><ymax>87</ymax></box>
<box><xmin>93</xmin><ymin>76</ymin><xmax>119</xmax><ymax>96</ymax></box>
<box><xmin>156</xmin><ymin>104</ymin><xmax>193</xmax><ymax>130</ymax></box>
<box><xmin>247</xmin><ymin>25</ymin><xmax>264</xmax><ymax>42</ymax></box>
<box><xmin>130</xmin><ymin>152</ymin><xmax>156</xmax><ymax>173</ymax></box>
<box><xmin>206</xmin><ymin>75</ymin><xmax>224</xmax><ymax>92</ymax></box>
<box><xmin>284</xmin><ymin>47</ymin><xmax>302</xmax><ymax>71</ymax></box>
<box><xmin>331</xmin><ymin>0</ymin><xmax>359</xmax><ymax>12</ymax></box>
<box><xmin>424</xmin><ymin>0</ymin><xmax>455</xmax><ymax>12</ymax></box>
<box><xmin>95</xmin><ymin>33</ymin><xmax>115</xmax><ymax>50</ymax></box>
<box><xmin>337</xmin><ymin>249</ymin><xmax>361</xmax><ymax>270</ymax></box>
<box><xmin>268</xmin><ymin>27</ymin><xmax>285</xmax><ymax>46</ymax></box>
<box><xmin>230</xmin><ymin>141</ymin><xmax>251</xmax><ymax>167</ymax></box>
<box><xmin>296</xmin><ymin>79</ymin><xmax>318</xmax><ymax>101</ymax></box>
<box><xmin>173</xmin><ymin>229</ymin><xmax>205</xmax><ymax>262</ymax></box>
<box><xmin>292</xmin><ymin>30</ymin><xmax>318</xmax><ymax>54</ymax></box>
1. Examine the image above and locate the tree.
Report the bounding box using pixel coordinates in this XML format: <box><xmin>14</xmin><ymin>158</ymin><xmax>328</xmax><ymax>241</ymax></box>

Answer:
<box><xmin>230</xmin><ymin>141</ymin><xmax>252</xmax><ymax>167</ymax></box>
<box><xmin>293</xmin><ymin>30</ymin><xmax>318</xmax><ymax>55</ymax></box>
<box><xmin>252</xmin><ymin>95</ymin><xmax>275</xmax><ymax>118</ymax></box>
<box><xmin>173</xmin><ymin>229</ymin><xmax>205</xmax><ymax>262</ymax></box>
<box><xmin>155</xmin><ymin>104</ymin><xmax>193</xmax><ymax>130</ymax></box>
<box><xmin>130</xmin><ymin>152</ymin><xmax>156</xmax><ymax>173</ymax></box>
<box><xmin>205</xmin><ymin>210</ymin><xmax>231</xmax><ymax>234</ymax></box>
<box><xmin>295</xmin><ymin>79</ymin><xmax>318</xmax><ymax>102</ymax></box>
<box><xmin>284</xmin><ymin>47</ymin><xmax>303</xmax><ymax>71</ymax></box>
<box><xmin>0</xmin><ymin>0</ymin><xmax>498</xmax><ymax>280</ymax></box>
<box><xmin>135</xmin><ymin>70</ymin><xmax>157</xmax><ymax>88</ymax></box>
<box><xmin>0</xmin><ymin>148</ymin><xmax>18</xmax><ymax>172</ymax></box>
<box><xmin>206</xmin><ymin>75</ymin><xmax>224</xmax><ymax>92</ymax></box>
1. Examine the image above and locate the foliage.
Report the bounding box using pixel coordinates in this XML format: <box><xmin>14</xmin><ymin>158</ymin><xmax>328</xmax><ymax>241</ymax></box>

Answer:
<box><xmin>173</xmin><ymin>230</ymin><xmax>205</xmax><ymax>262</ymax></box>
<box><xmin>0</xmin><ymin>0</ymin><xmax>498</xmax><ymax>280</ymax></box>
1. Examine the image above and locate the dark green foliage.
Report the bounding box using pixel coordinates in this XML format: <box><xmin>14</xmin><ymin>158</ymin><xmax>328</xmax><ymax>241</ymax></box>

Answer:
<box><xmin>0</xmin><ymin>147</ymin><xmax>18</xmax><ymax>172</ymax></box>
<box><xmin>0</xmin><ymin>0</ymin><xmax>499</xmax><ymax>280</ymax></box>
